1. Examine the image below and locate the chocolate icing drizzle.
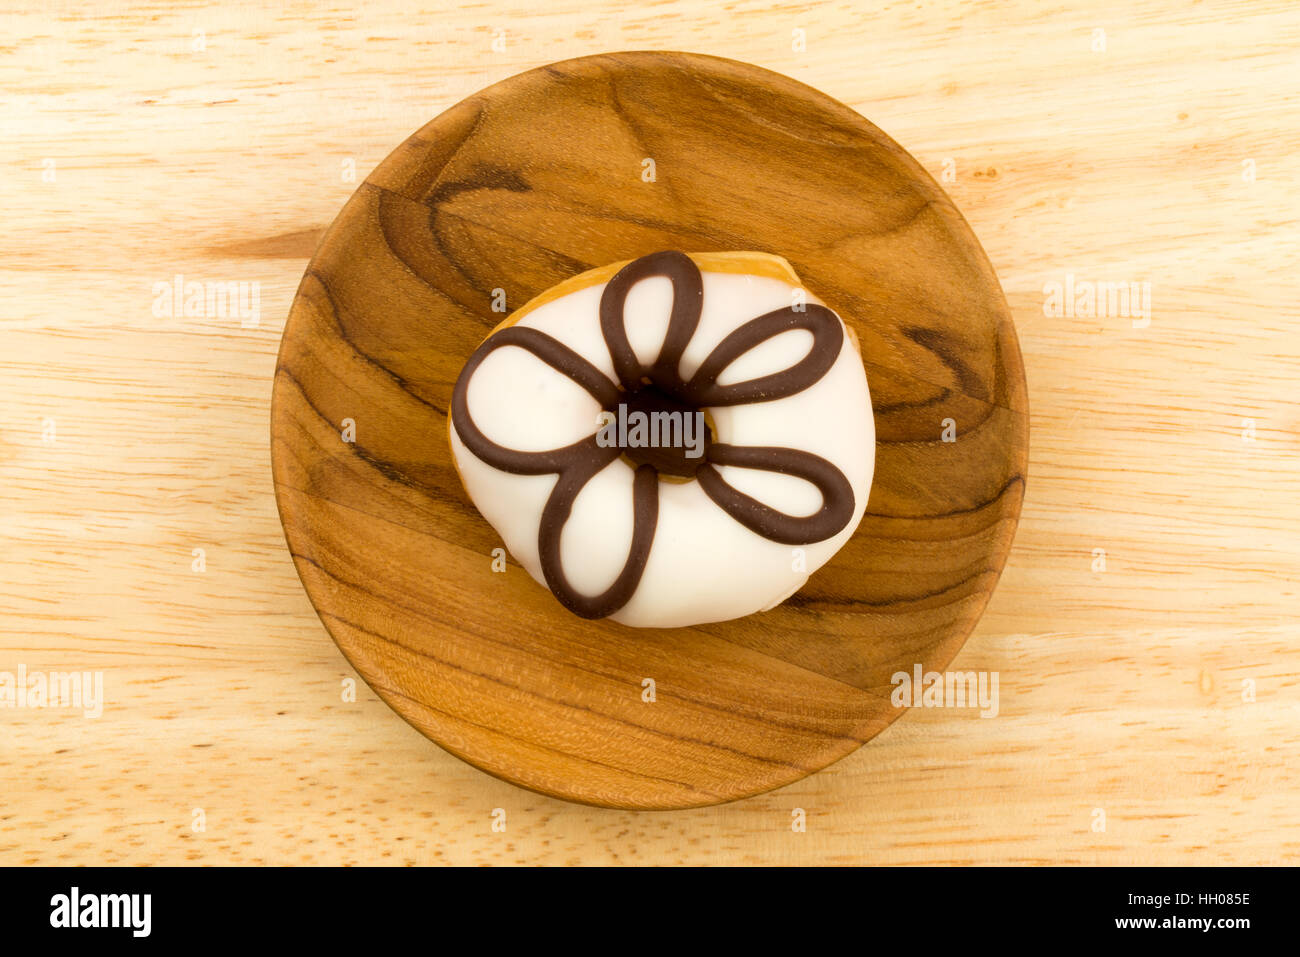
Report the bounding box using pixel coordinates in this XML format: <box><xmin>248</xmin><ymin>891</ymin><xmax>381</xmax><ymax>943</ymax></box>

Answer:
<box><xmin>450</xmin><ymin>250</ymin><xmax>856</xmax><ymax>619</ymax></box>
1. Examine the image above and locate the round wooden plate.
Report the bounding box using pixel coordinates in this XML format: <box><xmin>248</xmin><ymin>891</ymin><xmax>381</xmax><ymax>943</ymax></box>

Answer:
<box><xmin>271</xmin><ymin>51</ymin><xmax>1028</xmax><ymax>809</ymax></box>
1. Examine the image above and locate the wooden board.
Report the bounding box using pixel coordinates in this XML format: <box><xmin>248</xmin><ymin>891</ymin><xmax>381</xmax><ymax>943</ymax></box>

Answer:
<box><xmin>2</xmin><ymin>0</ymin><xmax>1297</xmax><ymax>860</ymax></box>
<box><xmin>271</xmin><ymin>51</ymin><xmax>1027</xmax><ymax>808</ymax></box>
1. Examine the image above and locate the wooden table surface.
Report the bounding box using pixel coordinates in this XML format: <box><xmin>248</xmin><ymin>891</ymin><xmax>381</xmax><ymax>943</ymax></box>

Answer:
<box><xmin>2</xmin><ymin>0</ymin><xmax>1297</xmax><ymax>865</ymax></box>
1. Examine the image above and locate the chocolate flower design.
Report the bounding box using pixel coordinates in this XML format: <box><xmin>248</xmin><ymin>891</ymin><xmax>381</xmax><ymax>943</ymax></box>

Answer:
<box><xmin>451</xmin><ymin>250</ymin><xmax>855</xmax><ymax>619</ymax></box>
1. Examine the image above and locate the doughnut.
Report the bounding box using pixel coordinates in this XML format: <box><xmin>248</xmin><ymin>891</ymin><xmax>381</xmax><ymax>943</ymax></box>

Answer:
<box><xmin>449</xmin><ymin>250</ymin><xmax>875</xmax><ymax>628</ymax></box>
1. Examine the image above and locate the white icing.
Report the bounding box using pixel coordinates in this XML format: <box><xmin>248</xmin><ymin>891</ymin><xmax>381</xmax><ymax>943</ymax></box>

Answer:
<box><xmin>465</xmin><ymin>345</ymin><xmax>603</xmax><ymax>450</ymax></box>
<box><xmin>449</xmin><ymin>261</ymin><xmax>875</xmax><ymax>628</ymax></box>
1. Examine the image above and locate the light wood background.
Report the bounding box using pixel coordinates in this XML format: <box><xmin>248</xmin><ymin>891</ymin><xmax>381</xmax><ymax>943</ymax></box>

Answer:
<box><xmin>2</xmin><ymin>0</ymin><xmax>1296</xmax><ymax>865</ymax></box>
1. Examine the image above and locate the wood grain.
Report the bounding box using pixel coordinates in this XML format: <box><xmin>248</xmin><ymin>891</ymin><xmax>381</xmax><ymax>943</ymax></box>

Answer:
<box><xmin>1</xmin><ymin>0</ymin><xmax>1297</xmax><ymax>858</ymax></box>
<box><xmin>271</xmin><ymin>51</ymin><xmax>1027</xmax><ymax>808</ymax></box>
